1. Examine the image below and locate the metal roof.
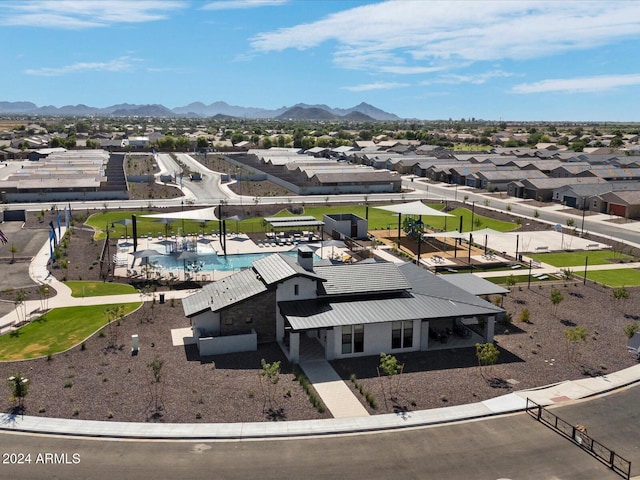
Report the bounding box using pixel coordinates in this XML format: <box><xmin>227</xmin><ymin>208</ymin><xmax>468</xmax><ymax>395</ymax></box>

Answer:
<box><xmin>182</xmin><ymin>269</ymin><xmax>267</xmax><ymax>317</ymax></box>
<box><xmin>438</xmin><ymin>273</ymin><xmax>509</xmax><ymax>296</ymax></box>
<box><xmin>316</xmin><ymin>262</ymin><xmax>411</xmax><ymax>296</ymax></box>
<box><xmin>268</xmin><ymin>220</ymin><xmax>324</xmax><ymax>228</ymax></box>
<box><xmin>253</xmin><ymin>253</ymin><xmax>323</xmax><ymax>285</ymax></box>
<box><xmin>280</xmin><ymin>292</ymin><xmax>503</xmax><ymax>330</ymax></box>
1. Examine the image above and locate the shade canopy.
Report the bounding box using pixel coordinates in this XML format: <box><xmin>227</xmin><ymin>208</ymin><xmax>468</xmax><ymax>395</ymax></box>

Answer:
<box><xmin>174</xmin><ymin>250</ymin><xmax>199</xmax><ymax>260</ymax></box>
<box><xmin>142</xmin><ymin>206</ymin><xmax>219</xmax><ymax>222</ymax></box>
<box><xmin>375</xmin><ymin>200</ymin><xmax>454</xmax><ymax>217</ymax></box>
<box><xmin>130</xmin><ymin>249</ymin><xmax>162</xmax><ymax>259</ymax></box>
<box><xmin>465</xmin><ymin>227</ymin><xmax>507</xmax><ymax>238</ymax></box>
<box><xmin>113</xmin><ymin>218</ymin><xmax>133</xmax><ymax>226</ymax></box>
<box><xmin>423</xmin><ymin>230</ymin><xmax>466</xmax><ymax>239</ymax></box>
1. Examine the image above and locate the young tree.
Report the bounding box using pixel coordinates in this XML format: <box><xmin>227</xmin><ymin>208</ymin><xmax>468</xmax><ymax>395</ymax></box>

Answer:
<box><xmin>13</xmin><ymin>289</ymin><xmax>27</xmax><ymax>325</ymax></box>
<box><xmin>10</xmin><ymin>244</ymin><xmax>18</xmax><ymax>263</ymax></box>
<box><xmin>564</xmin><ymin>326</ymin><xmax>587</xmax><ymax>363</ymax></box>
<box><xmin>550</xmin><ymin>288</ymin><xmax>564</xmax><ymax>317</ymax></box>
<box><xmin>7</xmin><ymin>372</ymin><xmax>29</xmax><ymax>412</ymax></box>
<box><xmin>475</xmin><ymin>343</ymin><xmax>500</xmax><ymax>380</ymax></box>
<box><xmin>259</xmin><ymin>358</ymin><xmax>281</xmax><ymax>411</ymax></box>
<box><xmin>105</xmin><ymin>305</ymin><xmax>124</xmax><ymax>349</ymax></box>
<box><xmin>519</xmin><ymin>307</ymin><xmax>531</xmax><ymax>324</ymax></box>
<box><xmin>377</xmin><ymin>353</ymin><xmax>404</xmax><ymax>405</ymax></box>
<box><xmin>37</xmin><ymin>284</ymin><xmax>50</xmax><ymax>312</ymax></box>
<box><xmin>147</xmin><ymin>355</ymin><xmax>165</xmax><ymax>416</ymax></box>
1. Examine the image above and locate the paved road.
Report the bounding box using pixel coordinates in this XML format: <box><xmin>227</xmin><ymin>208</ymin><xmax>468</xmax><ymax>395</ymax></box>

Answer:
<box><xmin>1</xmin><ymin>385</ymin><xmax>637</xmax><ymax>480</ymax></box>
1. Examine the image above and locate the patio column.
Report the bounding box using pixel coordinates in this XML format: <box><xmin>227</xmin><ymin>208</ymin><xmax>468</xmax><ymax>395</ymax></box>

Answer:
<box><xmin>289</xmin><ymin>332</ymin><xmax>300</xmax><ymax>363</ymax></box>
<box><xmin>484</xmin><ymin>315</ymin><xmax>495</xmax><ymax>343</ymax></box>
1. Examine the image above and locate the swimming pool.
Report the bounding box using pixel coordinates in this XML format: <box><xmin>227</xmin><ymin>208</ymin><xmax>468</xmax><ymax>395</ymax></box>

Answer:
<box><xmin>150</xmin><ymin>250</ymin><xmax>303</xmax><ymax>272</ymax></box>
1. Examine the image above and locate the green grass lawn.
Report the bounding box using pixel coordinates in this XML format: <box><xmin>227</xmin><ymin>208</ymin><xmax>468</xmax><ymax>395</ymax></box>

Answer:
<box><xmin>86</xmin><ymin>205</ymin><xmax>518</xmax><ymax>239</ymax></box>
<box><xmin>0</xmin><ymin>303</ymin><xmax>140</xmax><ymax>361</ymax></box>
<box><xmin>528</xmin><ymin>250</ymin><xmax>633</xmax><ymax>267</ymax></box>
<box><xmin>484</xmin><ymin>274</ymin><xmax>552</xmax><ymax>285</ymax></box>
<box><xmin>64</xmin><ymin>281</ymin><xmax>138</xmax><ymax>298</ymax></box>
<box><xmin>575</xmin><ymin>268</ymin><xmax>640</xmax><ymax>287</ymax></box>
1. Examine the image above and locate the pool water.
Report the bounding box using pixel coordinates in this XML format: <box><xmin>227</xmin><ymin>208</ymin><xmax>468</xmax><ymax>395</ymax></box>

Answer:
<box><xmin>150</xmin><ymin>250</ymin><xmax>302</xmax><ymax>272</ymax></box>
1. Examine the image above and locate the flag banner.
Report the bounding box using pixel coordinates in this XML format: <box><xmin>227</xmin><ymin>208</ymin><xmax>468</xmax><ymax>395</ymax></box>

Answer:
<box><xmin>49</xmin><ymin>230</ymin><xmax>55</xmax><ymax>262</ymax></box>
<box><xmin>64</xmin><ymin>206</ymin><xmax>70</xmax><ymax>229</ymax></box>
<box><xmin>56</xmin><ymin>212</ymin><xmax>61</xmax><ymax>237</ymax></box>
<box><xmin>0</xmin><ymin>229</ymin><xmax>7</xmax><ymax>245</ymax></box>
<box><xmin>49</xmin><ymin>221</ymin><xmax>57</xmax><ymax>247</ymax></box>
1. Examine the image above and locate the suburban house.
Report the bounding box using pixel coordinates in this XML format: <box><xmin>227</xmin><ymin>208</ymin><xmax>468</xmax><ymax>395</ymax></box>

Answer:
<box><xmin>182</xmin><ymin>250</ymin><xmax>504</xmax><ymax>362</ymax></box>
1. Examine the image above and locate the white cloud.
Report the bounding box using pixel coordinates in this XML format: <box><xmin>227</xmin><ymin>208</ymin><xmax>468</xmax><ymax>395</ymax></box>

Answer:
<box><xmin>202</xmin><ymin>0</ymin><xmax>287</xmax><ymax>11</ymax></box>
<box><xmin>423</xmin><ymin>70</ymin><xmax>515</xmax><ymax>85</ymax></box>
<box><xmin>3</xmin><ymin>1</ymin><xmax>185</xmax><ymax>29</ymax></box>
<box><xmin>342</xmin><ymin>82</ymin><xmax>410</xmax><ymax>92</ymax></box>
<box><xmin>512</xmin><ymin>74</ymin><xmax>640</xmax><ymax>94</ymax></box>
<box><xmin>25</xmin><ymin>56</ymin><xmax>141</xmax><ymax>76</ymax></box>
<box><xmin>249</xmin><ymin>1</ymin><xmax>640</xmax><ymax>75</ymax></box>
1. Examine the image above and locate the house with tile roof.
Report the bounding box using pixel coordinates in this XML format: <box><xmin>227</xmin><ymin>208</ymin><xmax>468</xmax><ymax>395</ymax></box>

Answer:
<box><xmin>182</xmin><ymin>250</ymin><xmax>503</xmax><ymax>361</ymax></box>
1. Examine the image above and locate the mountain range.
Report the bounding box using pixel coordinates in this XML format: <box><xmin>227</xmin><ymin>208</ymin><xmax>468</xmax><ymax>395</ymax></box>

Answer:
<box><xmin>0</xmin><ymin>101</ymin><xmax>400</xmax><ymax>121</ymax></box>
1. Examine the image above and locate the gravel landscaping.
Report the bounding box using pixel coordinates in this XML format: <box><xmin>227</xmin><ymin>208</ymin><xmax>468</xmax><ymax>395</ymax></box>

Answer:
<box><xmin>1</xmin><ymin>204</ymin><xmax>639</xmax><ymax>423</ymax></box>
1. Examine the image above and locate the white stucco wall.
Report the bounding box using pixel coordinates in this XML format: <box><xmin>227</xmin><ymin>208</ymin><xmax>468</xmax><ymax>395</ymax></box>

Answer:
<box><xmin>327</xmin><ymin>320</ymin><xmax>422</xmax><ymax>360</ymax></box>
<box><xmin>191</xmin><ymin>311</ymin><xmax>220</xmax><ymax>339</ymax></box>
<box><xmin>276</xmin><ymin>276</ymin><xmax>317</xmax><ymax>302</ymax></box>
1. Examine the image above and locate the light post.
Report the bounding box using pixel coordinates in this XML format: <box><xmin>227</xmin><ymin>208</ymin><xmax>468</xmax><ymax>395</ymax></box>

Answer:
<box><xmin>468</xmin><ymin>200</ymin><xmax>476</xmax><ymax>232</ymax></box>
<box><xmin>181</xmin><ymin>200</ymin><xmax>185</xmax><ymax>235</ymax></box>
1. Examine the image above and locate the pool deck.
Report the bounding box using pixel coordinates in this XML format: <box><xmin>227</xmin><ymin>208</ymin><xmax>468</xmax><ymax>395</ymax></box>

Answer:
<box><xmin>113</xmin><ymin>233</ymin><xmax>350</xmax><ymax>281</ymax></box>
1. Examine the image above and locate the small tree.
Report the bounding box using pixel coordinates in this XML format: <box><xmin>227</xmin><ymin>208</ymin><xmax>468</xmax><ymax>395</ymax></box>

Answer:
<box><xmin>10</xmin><ymin>244</ymin><xmax>18</xmax><ymax>263</ymax></box>
<box><xmin>550</xmin><ymin>288</ymin><xmax>564</xmax><ymax>316</ymax></box>
<box><xmin>37</xmin><ymin>284</ymin><xmax>50</xmax><ymax>312</ymax></box>
<box><xmin>505</xmin><ymin>274</ymin><xmax>516</xmax><ymax>290</ymax></box>
<box><xmin>564</xmin><ymin>326</ymin><xmax>587</xmax><ymax>363</ymax></box>
<box><xmin>13</xmin><ymin>289</ymin><xmax>27</xmax><ymax>325</ymax></box>
<box><xmin>476</xmin><ymin>343</ymin><xmax>500</xmax><ymax>380</ymax></box>
<box><xmin>7</xmin><ymin>372</ymin><xmax>29</xmax><ymax>412</ymax></box>
<box><xmin>105</xmin><ymin>305</ymin><xmax>124</xmax><ymax>348</ymax></box>
<box><xmin>258</xmin><ymin>358</ymin><xmax>281</xmax><ymax>411</ymax></box>
<box><xmin>519</xmin><ymin>307</ymin><xmax>531</xmax><ymax>324</ymax></box>
<box><xmin>377</xmin><ymin>353</ymin><xmax>404</xmax><ymax>405</ymax></box>
<box><xmin>147</xmin><ymin>355</ymin><xmax>165</xmax><ymax>416</ymax></box>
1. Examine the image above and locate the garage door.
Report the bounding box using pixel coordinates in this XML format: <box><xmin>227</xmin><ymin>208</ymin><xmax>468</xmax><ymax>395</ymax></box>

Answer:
<box><xmin>563</xmin><ymin>196</ymin><xmax>577</xmax><ymax>208</ymax></box>
<box><xmin>609</xmin><ymin>203</ymin><xmax>626</xmax><ymax>217</ymax></box>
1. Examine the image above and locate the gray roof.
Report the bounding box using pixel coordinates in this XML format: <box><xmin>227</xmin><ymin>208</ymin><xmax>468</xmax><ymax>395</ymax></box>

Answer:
<box><xmin>315</xmin><ymin>262</ymin><xmax>411</xmax><ymax>296</ymax></box>
<box><xmin>182</xmin><ymin>268</ymin><xmax>267</xmax><ymax>317</ymax></box>
<box><xmin>437</xmin><ymin>273</ymin><xmax>509</xmax><ymax>296</ymax></box>
<box><xmin>280</xmin><ymin>291</ymin><xmax>502</xmax><ymax>330</ymax></box>
<box><xmin>253</xmin><ymin>253</ymin><xmax>323</xmax><ymax>285</ymax></box>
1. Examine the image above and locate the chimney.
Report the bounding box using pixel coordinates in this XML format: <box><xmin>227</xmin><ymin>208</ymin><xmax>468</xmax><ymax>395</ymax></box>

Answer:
<box><xmin>297</xmin><ymin>246</ymin><xmax>314</xmax><ymax>272</ymax></box>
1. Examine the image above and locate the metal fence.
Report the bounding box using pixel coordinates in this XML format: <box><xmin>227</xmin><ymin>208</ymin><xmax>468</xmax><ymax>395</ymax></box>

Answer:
<box><xmin>526</xmin><ymin>398</ymin><xmax>631</xmax><ymax>479</ymax></box>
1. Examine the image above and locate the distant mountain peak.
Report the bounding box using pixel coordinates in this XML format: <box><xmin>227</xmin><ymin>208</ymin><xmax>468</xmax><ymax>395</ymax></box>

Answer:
<box><xmin>0</xmin><ymin>100</ymin><xmax>400</xmax><ymax>120</ymax></box>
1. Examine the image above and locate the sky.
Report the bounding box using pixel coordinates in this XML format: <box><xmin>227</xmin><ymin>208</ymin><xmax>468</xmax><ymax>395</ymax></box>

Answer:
<box><xmin>2</xmin><ymin>0</ymin><xmax>640</xmax><ymax>121</ymax></box>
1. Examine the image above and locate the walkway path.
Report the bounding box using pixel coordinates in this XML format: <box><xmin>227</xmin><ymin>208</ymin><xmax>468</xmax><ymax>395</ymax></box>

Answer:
<box><xmin>299</xmin><ymin>360</ymin><xmax>370</xmax><ymax>418</ymax></box>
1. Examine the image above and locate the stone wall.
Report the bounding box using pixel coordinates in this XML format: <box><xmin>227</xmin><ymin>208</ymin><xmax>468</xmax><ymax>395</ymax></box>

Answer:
<box><xmin>220</xmin><ymin>289</ymin><xmax>277</xmax><ymax>343</ymax></box>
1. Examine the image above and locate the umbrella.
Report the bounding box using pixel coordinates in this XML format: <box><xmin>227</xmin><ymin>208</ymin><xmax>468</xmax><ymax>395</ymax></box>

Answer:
<box><xmin>113</xmin><ymin>218</ymin><xmax>133</xmax><ymax>239</ymax></box>
<box><xmin>129</xmin><ymin>249</ymin><xmax>162</xmax><ymax>268</ymax></box>
<box><xmin>154</xmin><ymin>218</ymin><xmax>174</xmax><ymax>238</ymax></box>
<box><xmin>226</xmin><ymin>215</ymin><xmax>245</xmax><ymax>235</ymax></box>
<box><xmin>320</xmin><ymin>239</ymin><xmax>347</xmax><ymax>259</ymax></box>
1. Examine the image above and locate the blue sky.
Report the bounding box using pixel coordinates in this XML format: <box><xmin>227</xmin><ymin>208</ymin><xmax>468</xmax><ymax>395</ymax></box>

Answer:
<box><xmin>2</xmin><ymin>0</ymin><xmax>640</xmax><ymax>121</ymax></box>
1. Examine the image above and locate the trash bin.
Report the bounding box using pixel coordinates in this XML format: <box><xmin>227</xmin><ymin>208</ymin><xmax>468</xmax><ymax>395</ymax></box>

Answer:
<box><xmin>518</xmin><ymin>254</ymin><xmax>523</xmax><ymax>262</ymax></box>
<box><xmin>159</xmin><ymin>293</ymin><xmax>165</xmax><ymax>304</ymax></box>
